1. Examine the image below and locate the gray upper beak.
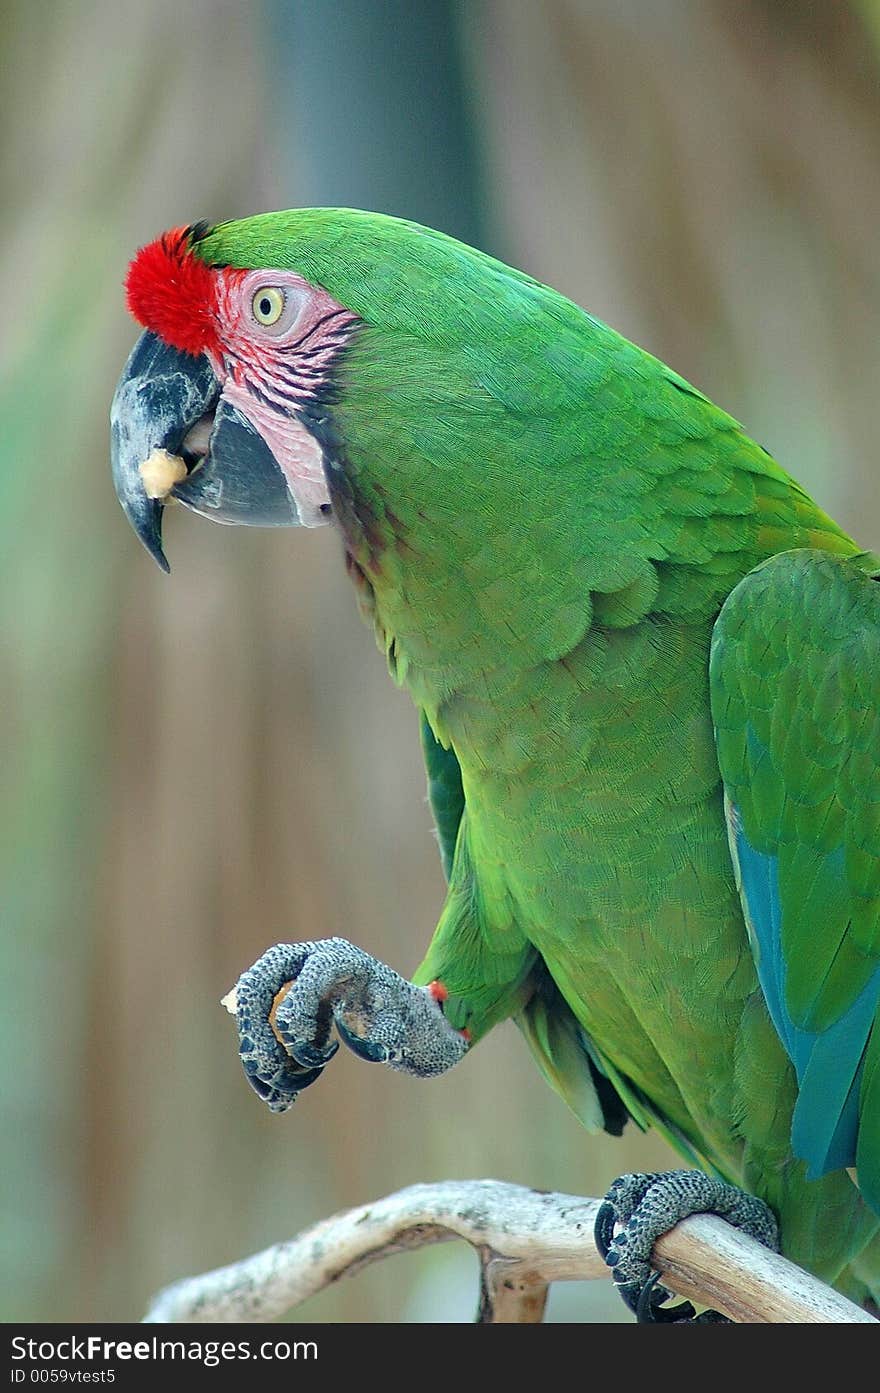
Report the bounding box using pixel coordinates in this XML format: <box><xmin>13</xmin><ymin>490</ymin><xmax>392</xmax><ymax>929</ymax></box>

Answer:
<box><xmin>110</xmin><ymin>329</ymin><xmax>301</xmax><ymax>571</ymax></box>
<box><xmin>110</xmin><ymin>331</ymin><xmax>219</xmax><ymax>571</ymax></box>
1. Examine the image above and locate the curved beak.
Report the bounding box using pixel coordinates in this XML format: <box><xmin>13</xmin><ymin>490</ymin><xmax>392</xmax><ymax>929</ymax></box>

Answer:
<box><xmin>110</xmin><ymin>330</ymin><xmax>301</xmax><ymax>571</ymax></box>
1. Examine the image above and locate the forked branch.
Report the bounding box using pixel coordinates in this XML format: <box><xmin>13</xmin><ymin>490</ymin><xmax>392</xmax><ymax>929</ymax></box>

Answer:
<box><xmin>142</xmin><ymin>1179</ymin><xmax>876</xmax><ymax>1324</ymax></box>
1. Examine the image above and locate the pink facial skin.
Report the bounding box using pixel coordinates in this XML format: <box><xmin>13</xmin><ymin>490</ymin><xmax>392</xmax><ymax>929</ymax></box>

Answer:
<box><xmin>208</xmin><ymin>268</ymin><xmax>359</xmax><ymax>527</ymax></box>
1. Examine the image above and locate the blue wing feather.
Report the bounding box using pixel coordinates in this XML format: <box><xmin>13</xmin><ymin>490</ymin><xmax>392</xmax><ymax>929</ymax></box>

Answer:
<box><xmin>728</xmin><ymin>796</ymin><xmax>879</xmax><ymax>1178</ymax></box>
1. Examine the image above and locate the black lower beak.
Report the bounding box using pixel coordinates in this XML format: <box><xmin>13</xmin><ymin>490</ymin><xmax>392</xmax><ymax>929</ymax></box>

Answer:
<box><xmin>110</xmin><ymin>330</ymin><xmax>301</xmax><ymax>572</ymax></box>
<box><xmin>171</xmin><ymin>396</ymin><xmax>302</xmax><ymax>529</ymax></box>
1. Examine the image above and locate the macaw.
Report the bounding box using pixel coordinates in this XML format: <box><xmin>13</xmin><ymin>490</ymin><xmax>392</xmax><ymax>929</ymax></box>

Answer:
<box><xmin>110</xmin><ymin>211</ymin><xmax>880</xmax><ymax>1320</ymax></box>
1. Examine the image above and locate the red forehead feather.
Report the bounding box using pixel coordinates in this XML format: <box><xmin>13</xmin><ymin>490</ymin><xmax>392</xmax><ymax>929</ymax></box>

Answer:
<box><xmin>125</xmin><ymin>226</ymin><xmax>221</xmax><ymax>358</ymax></box>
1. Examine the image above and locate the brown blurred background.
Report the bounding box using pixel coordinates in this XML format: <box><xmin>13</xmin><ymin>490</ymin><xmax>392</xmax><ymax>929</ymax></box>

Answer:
<box><xmin>4</xmin><ymin>0</ymin><xmax>880</xmax><ymax>1323</ymax></box>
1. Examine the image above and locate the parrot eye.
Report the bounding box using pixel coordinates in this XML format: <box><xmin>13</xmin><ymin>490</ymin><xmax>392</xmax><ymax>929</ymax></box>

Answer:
<box><xmin>252</xmin><ymin>287</ymin><xmax>286</xmax><ymax>326</ymax></box>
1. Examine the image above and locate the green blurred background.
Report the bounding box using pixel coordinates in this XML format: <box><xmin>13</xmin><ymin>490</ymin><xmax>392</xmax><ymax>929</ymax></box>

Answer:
<box><xmin>4</xmin><ymin>0</ymin><xmax>880</xmax><ymax>1323</ymax></box>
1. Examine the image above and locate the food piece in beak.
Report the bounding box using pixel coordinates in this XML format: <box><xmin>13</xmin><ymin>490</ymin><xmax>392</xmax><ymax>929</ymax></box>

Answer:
<box><xmin>110</xmin><ymin>330</ymin><xmax>220</xmax><ymax>571</ymax></box>
<box><xmin>139</xmin><ymin>450</ymin><xmax>188</xmax><ymax>500</ymax></box>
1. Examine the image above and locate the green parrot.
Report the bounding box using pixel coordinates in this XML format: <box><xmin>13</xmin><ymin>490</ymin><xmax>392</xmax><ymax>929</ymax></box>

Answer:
<box><xmin>110</xmin><ymin>210</ymin><xmax>880</xmax><ymax>1320</ymax></box>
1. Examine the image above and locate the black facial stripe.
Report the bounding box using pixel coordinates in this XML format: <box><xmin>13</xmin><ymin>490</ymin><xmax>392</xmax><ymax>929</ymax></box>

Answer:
<box><xmin>276</xmin><ymin>364</ymin><xmax>329</xmax><ymax>385</ymax></box>
<box><xmin>229</xmin><ymin>311</ymin><xmax>361</xmax><ymax>420</ymax></box>
<box><xmin>293</xmin><ymin>344</ymin><xmax>340</xmax><ymax>364</ymax></box>
<box><xmin>287</xmin><ymin>308</ymin><xmax>353</xmax><ymax>352</ymax></box>
<box><xmin>242</xmin><ymin>373</ymin><xmax>299</xmax><ymax>416</ymax></box>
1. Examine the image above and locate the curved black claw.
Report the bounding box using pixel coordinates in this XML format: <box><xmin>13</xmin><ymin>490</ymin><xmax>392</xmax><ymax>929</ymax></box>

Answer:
<box><xmin>227</xmin><ymin>937</ymin><xmax>469</xmax><ymax>1112</ymax></box>
<box><xmin>634</xmin><ymin>1272</ymin><xmax>698</xmax><ymax>1324</ymax></box>
<box><xmin>594</xmin><ymin>1199</ymin><xmax>620</xmax><ymax>1262</ymax></box>
<box><xmin>595</xmin><ymin>1169</ymin><xmax>779</xmax><ymax>1324</ymax></box>
<box><xmin>284</xmin><ymin>1036</ymin><xmax>340</xmax><ymax>1071</ymax></box>
<box><xmin>336</xmin><ymin>1017</ymin><xmax>391</xmax><ymax>1063</ymax></box>
<box><xmin>241</xmin><ymin>1056</ymin><xmax>325</xmax><ymax>1111</ymax></box>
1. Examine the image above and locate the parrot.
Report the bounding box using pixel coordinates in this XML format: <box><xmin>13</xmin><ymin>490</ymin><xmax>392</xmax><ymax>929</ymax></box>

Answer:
<box><xmin>110</xmin><ymin>210</ymin><xmax>880</xmax><ymax>1321</ymax></box>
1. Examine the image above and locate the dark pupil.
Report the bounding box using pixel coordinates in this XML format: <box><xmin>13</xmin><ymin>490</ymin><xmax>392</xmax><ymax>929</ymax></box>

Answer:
<box><xmin>259</xmin><ymin>297</ymin><xmax>272</xmax><ymax>317</ymax></box>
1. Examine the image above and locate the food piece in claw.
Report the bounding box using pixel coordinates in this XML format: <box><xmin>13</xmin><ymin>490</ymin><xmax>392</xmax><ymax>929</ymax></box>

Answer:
<box><xmin>223</xmin><ymin>939</ymin><xmax>470</xmax><ymax>1111</ymax></box>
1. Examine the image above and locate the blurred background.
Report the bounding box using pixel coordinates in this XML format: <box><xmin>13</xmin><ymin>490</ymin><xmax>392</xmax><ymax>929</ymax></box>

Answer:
<box><xmin>4</xmin><ymin>0</ymin><xmax>880</xmax><ymax>1323</ymax></box>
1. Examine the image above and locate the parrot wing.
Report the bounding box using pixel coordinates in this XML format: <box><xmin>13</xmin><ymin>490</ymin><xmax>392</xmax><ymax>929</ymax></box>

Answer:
<box><xmin>420</xmin><ymin>711</ymin><xmax>631</xmax><ymax>1132</ymax></box>
<box><xmin>710</xmin><ymin>548</ymin><xmax>880</xmax><ymax>1210</ymax></box>
<box><xmin>419</xmin><ymin>711</ymin><xmax>652</xmax><ymax>1143</ymax></box>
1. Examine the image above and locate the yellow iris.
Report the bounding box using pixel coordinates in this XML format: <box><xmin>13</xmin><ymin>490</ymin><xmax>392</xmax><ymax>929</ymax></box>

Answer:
<box><xmin>252</xmin><ymin>287</ymin><xmax>285</xmax><ymax>326</ymax></box>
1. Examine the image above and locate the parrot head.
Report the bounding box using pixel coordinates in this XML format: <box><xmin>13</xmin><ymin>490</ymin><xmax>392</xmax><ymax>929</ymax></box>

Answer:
<box><xmin>111</xmin><ymin>210</ymin><xmax>581</xmax><ymax>581</ymax></box>
<box><xmin>111</xmin><ymin>209</ymin><xmax>650</xmax><ymax>681</ymax></box>
<box><xmin>111</xmin><ymin>218</ymin><xmax>363</xmax><ymax>570</ymax></box>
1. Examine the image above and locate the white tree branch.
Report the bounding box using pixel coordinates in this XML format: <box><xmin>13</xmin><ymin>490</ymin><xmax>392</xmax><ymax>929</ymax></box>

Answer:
<box><xmin>142</xmin><ymin>1178</ymin><xmax>876</xmax><ymax>1324</ymax></box>
<box><xmin>142</xmin><ymin>1181</ymin><xmax>874</xmax><ymax>1320</ymax></box>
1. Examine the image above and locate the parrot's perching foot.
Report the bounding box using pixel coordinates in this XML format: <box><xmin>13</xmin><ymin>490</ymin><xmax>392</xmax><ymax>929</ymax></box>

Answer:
<box><xmin>225</xmin><ymin>938</ymin><xmax>470</xmax><ymax>1112</ymax></box>
<box><xmin>595</xmin><ymin>1169</ymin><xmax>780</xmax><ymax>1323</ymax></box>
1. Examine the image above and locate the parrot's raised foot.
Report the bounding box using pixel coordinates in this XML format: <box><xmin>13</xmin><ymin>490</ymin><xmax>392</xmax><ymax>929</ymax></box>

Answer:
<box><xmin>595</xmin><ymin>1169</ymin><xmax>779</xmax><ymax>1323</ymax></box>
<box><xmin>228</xmin><ymin>938</ymin><xmax>469</xmax><ymax>1112</ymax></box>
